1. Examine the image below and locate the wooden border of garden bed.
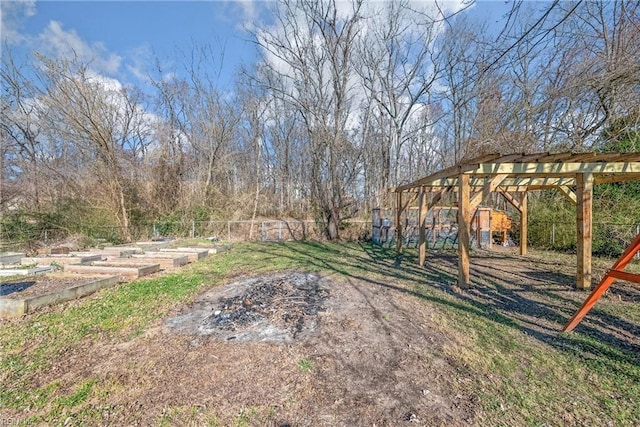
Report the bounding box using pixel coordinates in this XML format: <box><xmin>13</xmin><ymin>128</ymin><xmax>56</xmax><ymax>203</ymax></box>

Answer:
<box><xmin>0</xmin><ymin>275</ymin><xmax>118</xmax><ymax>318</ymax></box>
<box><xmin>64</xmin><ymin>263</ymin><xmax>160</xmax><ymax>280</ymax></box>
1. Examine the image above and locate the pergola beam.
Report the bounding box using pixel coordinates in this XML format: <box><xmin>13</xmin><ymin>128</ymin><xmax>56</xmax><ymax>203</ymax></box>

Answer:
<box><xmin>519</xmin><ymin>192</ymin><xmax>528</xmax><ymax>256</ymax></box>
<box><xmin>595</xmin><ymin>173</ymin><xmax>640</xmax><ymax>184</ymax></box>
<box><xmin>418</xmin><ymin>189</ymin><xmax>427</xmax><ymax>266</ymax></box>
<box><xmin>393</xmin><ymin>176</ymin><xmax>579</xmax><ymax>193</ymax></box>
<box><xmin>470</xmin><ymin>174</ymin><xmax>508</xmax><ymax>212</ymax></box>
<box><xmin>499</xmin><ymin>190</ymin><xmax>522</xmax><ymax>212</ymax></box>
<box><xmin>472</xmin><ymin>161</ymin><xmax>640</xmax><ymax>175</ymax></box>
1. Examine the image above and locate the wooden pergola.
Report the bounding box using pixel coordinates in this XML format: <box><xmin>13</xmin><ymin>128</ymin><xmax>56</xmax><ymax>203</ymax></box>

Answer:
<box><xmin>389</xmin><ymin>152</ymin><xmax>640</xmax><ymax>290</ymax></box>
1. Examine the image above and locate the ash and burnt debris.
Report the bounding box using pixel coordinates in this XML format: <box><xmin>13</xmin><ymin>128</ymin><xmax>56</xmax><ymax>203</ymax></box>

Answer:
<box><xmin>202</xmin><ymin>273</ymin><xmax>329</xmax><ymax>339</ymax></box>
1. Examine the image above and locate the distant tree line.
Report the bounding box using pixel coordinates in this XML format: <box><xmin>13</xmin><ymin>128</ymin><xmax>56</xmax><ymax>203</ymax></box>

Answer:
<box><xmin>1</xmin><ymin>0</ymin><xmax>639</xmax><ymax>242</ymax></box>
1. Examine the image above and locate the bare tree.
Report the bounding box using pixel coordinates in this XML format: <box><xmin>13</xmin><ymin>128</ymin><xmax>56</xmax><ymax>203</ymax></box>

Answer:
<box><xmin>1</xmin><ymin>49</ymin><xmax>46</xmax><ymax>210</ymax></box>
<box><xmin>436</xmin><ymin>16</ymin><xmax>490</xmax><ymax>162</ymax></box>
<box><xmin>255</xmin><ymin>0</ymin><xmax>364</xmax><ymax>239</ymax></box>
<box><xmin>148</xmin><ymin>63</ymin><xmax>190</xmax><ymax>216</ymax></box>
<box><xmin>150</xmin><ymin>44</ymin><xmax>243</xmax><ymax>216</ymax></box>
<box><xmin>556</xmin><ymin>0</ymin><xmax>640</xmax><ymax>148</ymax></box>
<box><xmin>38</xmin><ymin>55</ymin><xmax>151</xmax><ymax>241</ymax></box>
<box><xmin>356</xmin><ymin>0</ymin><xmax>444</xmax><ymax>190</ymax></box>
<box><xmin>181</xmin><ymin>46</ymin><xmax>241</xmax><ymax>204</ymax></box>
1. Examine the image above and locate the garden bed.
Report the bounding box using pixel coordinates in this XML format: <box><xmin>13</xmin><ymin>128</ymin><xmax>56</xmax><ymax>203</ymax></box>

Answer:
<box><xmin>0</xmin><ymin>273</ymin><xmax>118</xmax><ymax>317</ymax></box>
<box><xmin>64</xmin><ymin>263</ymin><xmax>160</xmax><ymax>281</ymax></box>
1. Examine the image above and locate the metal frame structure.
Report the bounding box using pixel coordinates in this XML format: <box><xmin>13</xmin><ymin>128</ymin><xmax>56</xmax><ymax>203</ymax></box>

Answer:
<box><xmin>389</xmin><ymin>151</ymin><xmax>640</xmax><ymax>290</ymax></box>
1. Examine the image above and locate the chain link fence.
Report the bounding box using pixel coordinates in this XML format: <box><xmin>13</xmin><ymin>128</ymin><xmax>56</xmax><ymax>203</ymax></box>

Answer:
<box><xmin>529</xmin><ymin>221</ymin><xmax>640</xmax><ymax>258</ymax></box>
<box><xmin>3</xmin><ymin>215</ymin><xmax>637</xmax><ymax>259</ymax></box>
<box><xmin>0</xmin><ymin>219</ymin><xmax>371</xmax><ymax>251</ymax></box>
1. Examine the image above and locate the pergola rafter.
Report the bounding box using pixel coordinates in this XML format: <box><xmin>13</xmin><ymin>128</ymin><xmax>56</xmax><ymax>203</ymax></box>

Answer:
<box><xmin>389</xmin><ymin>151</ymin><xmax>640</xmax><ymax>290</ymax></box>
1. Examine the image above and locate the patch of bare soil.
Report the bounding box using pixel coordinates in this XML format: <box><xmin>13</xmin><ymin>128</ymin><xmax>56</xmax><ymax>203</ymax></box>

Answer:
<box><xmin>424</xmin><ymin>249</ymin><xmax>640</xmax><ymax>351</ymax></box>
<box><xmin>0</xmin><ymin>274</ymin><xmax>89</xmax><ymax>299</ymax></box>
<box><xmin>23</xmin><ymin>271</ymin><xmax>473</xmax><ymax>426</ymax></box>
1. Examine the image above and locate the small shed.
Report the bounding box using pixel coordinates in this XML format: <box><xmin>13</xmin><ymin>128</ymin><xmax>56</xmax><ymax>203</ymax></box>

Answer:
<box><xmin>389</xmin><ymin>151</ymin><xmax>640</xmax><ymax>290</ymax></box>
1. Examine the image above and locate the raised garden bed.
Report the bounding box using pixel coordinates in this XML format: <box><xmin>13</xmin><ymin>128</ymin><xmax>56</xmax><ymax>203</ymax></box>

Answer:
<box><xmin>0</xmin><ymin>266</ymin><xmax>52</xmax><ymax>277</ymax></box>
<box><xmin>99</xmin><ymin>246</ymin><xmax>144</xmax><ymax>256</ymax></box>
<box><xmin>0</xmin><ymin>252</ymin><xmax>25</xmax><ymax>266</ymax></box>
<box><xmin>159</xmin><ymin>248</ymin><xmax>209</xmax><ymax>262</ymax></box>
<box><xmin>135</xmin><ymin>240</ymin><xmax>174</xmax><ymax>251</ymax></box>
<box><xmin>64</xmin><ymin>262</ymin><xmax>160</xmax><ymax>281</ymax></box>
<box><xmin>21</xmin><ymin>254</ymin><xmax>102</xmax><ymax>267</ymax></box>
<box><xmin>176</xmin><ymin>245</ymin><xmax>230</xmax><ymax>255</ymax></box>
<box><xmin>128</xmin><ymin>254</ymin><xmax>189</xmax><ymax>268</ymax></box>
<box><xmin>0</xmin><ymin>273</ymin><xmax>118</xmax><ymax>317</ymax></box>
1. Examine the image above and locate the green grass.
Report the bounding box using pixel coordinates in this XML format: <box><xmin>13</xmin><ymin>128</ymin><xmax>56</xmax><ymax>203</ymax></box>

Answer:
<box><xmin>1</xmin><ymin>241</ymin><xmax>639</xmax><ymax>425</ymax></box>
<box><xmin>297</xmin><ymin>358</ymin><xmax>313</xmax><ymax>372</ymax></box>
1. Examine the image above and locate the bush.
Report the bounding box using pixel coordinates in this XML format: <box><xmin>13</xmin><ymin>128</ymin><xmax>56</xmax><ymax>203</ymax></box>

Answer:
<box><xmin>528</xmin><ymin>188</ymin><xmax>640</xmax><ymax>257</ymax></box>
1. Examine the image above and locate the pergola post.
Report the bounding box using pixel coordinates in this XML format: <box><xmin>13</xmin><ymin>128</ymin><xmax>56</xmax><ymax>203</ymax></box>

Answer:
<box><xmin>576</xmin><ymin>173</ymin><xmax>594</xmax><ymax>290</ymax></box>
<box><xmin>519</xmin><ymin>192</ymin><xmax>528</xmax><ymax>256</ymax></box>
<box><xmin>396</xmin><ymin>192</ymin><xmax>403</xmax><ymax>253</ymax></box>
<box><xmin>418</xmin><ymin>188</ymin><xmax>427</xmax><ymax>266</ymax></box>
<box><xmin>458</xmin><ymin>174</ymin><xmax>471</xmax><ymax>288</ymax></box>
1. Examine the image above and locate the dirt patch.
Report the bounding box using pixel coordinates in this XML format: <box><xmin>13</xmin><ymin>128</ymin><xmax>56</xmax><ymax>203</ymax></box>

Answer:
<box><xmin>0</xmin><ymin>274</ymin><xmax>89</xmax><ymax>299</ymax></box>
<box><xmin>16</xmin><ymin>271</ymin><xmax>472</xmax><ymax>426</ymax></box>
<box><xmin>421</xmin><ymin>249</ymin><xmax>640</xmax><ymax>350</ymax></box>
<box><xmin>167</xmin><ymin>272</ymin><xmax>329</xmax><ymax>342</ymax></box>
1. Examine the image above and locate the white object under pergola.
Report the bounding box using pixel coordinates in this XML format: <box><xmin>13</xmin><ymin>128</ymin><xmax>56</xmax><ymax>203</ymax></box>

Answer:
<box><xmin>389</xmin><ymin>151</ymin><xmax>640</xmax><ymax>290</ymax></box>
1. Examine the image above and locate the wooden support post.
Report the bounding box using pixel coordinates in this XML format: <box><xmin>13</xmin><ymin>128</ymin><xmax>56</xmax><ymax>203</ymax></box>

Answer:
<box><xmin>576</xmin><ymin>173</ymin><xmax>593</xmax><ymax>290</ymax></box>
<box><xmin>418</xmin><ymin>189</ymin><xmax>427</xmax><ymax>266</ymax></box>
<box><xmin>519</xmin><ymin>192</ymin><xmax>528</xmax><ymax>256</ymax></box>
<box><xmin>458</xmin><ymin>174</ymin><xmax>471</xmax><ymax>288</ymax></box>
<box><xmin>500</xmin><ymin>190</ymin><xmax>527</xmax><ymax>254</ymax></box>
<box><xmin>396</xmin><ymin>192</ymin><xmax>403</xmax><ymax>253</ymax></box>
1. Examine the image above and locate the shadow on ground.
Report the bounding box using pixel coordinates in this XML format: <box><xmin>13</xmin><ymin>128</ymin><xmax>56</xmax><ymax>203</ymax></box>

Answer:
<box><xmin>257</xmin><ymin>241</ymin><xmax>640</xmax><ymax>378</ymax></box>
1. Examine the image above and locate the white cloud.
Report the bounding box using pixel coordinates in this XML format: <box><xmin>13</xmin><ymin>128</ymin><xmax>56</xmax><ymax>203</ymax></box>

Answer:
<box><xmin>236</xmin><ymin>0</ymin><xmax>257</xmax><ymax>24</ymax></box>
<box><xmin>2</xmin><ymin>1</ymin><xmax>123</xmax><ymax>76</ymax></box>
<box><xmin>217</xmin><ymin>0</ymin><xmax>275</xmax><ymax>32</ymax></box>
<box><xmin>125</xmin><ymin>44</ymin><xmax>154</xmax><ymax>82</ymax></box>
<box><xmin>84</xmin><ymin>70</ymin><xmax>124</xmax><ymax>93</ymax></box>
<box><xmin>38</xmin><ymin>20</ymin><xmax>122</xmax><ymax>75</ymax></box>
<box><xmin>0</xmin><ymin>0</ymin><xmax>37</xmax><ymax>44</ymax></box>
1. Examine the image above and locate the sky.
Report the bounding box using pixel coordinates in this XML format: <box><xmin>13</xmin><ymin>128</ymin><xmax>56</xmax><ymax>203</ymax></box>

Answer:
<box><xmin>1</xmin><ymin>0</ymin><xmax>515</xmax><ymax>91</ymax></box>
